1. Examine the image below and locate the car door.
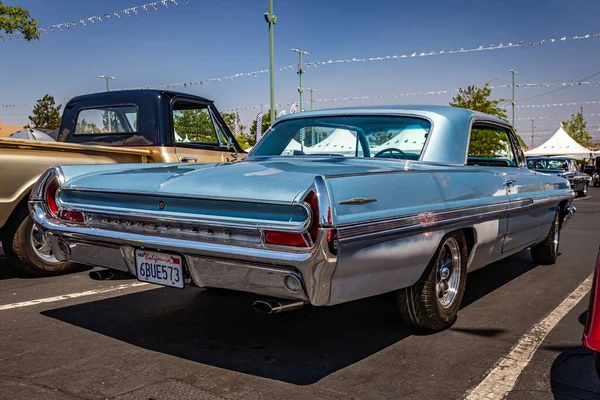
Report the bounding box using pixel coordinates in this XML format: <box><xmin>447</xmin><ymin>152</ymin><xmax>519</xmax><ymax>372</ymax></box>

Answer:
<box><xmin>170</xmin><ymin>99</ymin><xmax>239</xmax><ymax>163</ymax></box>
<box><xmin>467</xmin><ymin>122</ymin><xmax>545</xmax><ymax>254</ymax></box>
<box><xmin>500</xmin><ymin>127</ymin><xmax>548</xmax><ymax>253</ymax></box>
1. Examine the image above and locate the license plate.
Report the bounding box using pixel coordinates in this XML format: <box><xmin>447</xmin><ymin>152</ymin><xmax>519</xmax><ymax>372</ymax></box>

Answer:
<box><xmin>135</xmin><ymin>250</ymin><xmax>184</xmax><ymax>289</ymax></box>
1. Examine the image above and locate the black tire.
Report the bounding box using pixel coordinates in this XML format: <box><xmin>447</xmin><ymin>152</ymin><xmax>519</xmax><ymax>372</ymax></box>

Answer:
<box><xmin>595</xmin><ymin>352</ymin><xmax>600</xmax><ymax>381</ymax></box>
<box><xmin>577</xmin><ymin>184</ymin><xmax>588</xmax><ymax>197</ymax></box>
<box><xmin>397</xmin><ymin>231</ymin><xmax>468</xmax><ymax>331</ymax></box>
<box><xmin>1</xmin><ymin>204</ymin><xmax>76</xmax><ymax>276</ymax></box>
<box><xmin>530</xmin><ymin>209</ymin><xmax>560</xmax><ymax>265</ymax></box>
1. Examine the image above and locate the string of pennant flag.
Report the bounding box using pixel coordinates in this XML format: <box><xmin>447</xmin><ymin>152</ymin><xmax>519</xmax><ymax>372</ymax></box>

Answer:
<box><xmin>118</xmin><ymin>31</ymin><xmax>600</xmax><ymax>91</ymax></box>
<box><xmin>2</xmin><ymin>81</ymin><xmax>600</xmax><ymax>110</ymax></box>
<box><xmin>218</xmin><ymin>82</ymin><xmax>600</xmax><ymax>112</ymax></box>
<box><xmin>515</xmin><ymin>113</ymin><xmax>600</xmax><ymax>121</ymax></box>
<box><xmin>0</xmin><ymin>0</ymin><xmax>188</xmax><ymax>41</ymax></box>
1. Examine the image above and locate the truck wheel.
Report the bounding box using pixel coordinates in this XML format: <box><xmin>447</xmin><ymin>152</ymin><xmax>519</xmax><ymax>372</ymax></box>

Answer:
<box><xmin>577</xmin><ymin>184</ymin><xmax>588</xmax><ymax>197</ymax></box>
<box><xmin>397</xmin><ymin>231</ymin><xmax>468</xmax><ymax>331</ymax></box>
<box><xmin>531</xmin><ymin>209</ymin><xmax>560</xmax><ymax>265</ymax></box>
<box><xmin>1</xmin><ymin>204</ymin><xmax>76</xmax><ymax>276</ymax></box>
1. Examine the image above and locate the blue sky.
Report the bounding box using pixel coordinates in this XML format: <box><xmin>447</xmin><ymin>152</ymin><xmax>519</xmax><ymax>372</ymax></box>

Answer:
<box><xmin>1</xmin><ymin>0</ymin><xmax>599</xmax><ymax>145</ymax></box>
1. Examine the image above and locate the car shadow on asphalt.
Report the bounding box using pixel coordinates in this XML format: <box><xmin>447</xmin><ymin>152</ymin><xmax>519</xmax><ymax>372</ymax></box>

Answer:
<box><xmin>549</xmin><ymin>345</ymin><xmax>600</xmax><ymax>399</ymax></box>
<box><xmin>41</xmin><ymin>250</ymin><xmax>536</xmax><ymax>385</ymax></box>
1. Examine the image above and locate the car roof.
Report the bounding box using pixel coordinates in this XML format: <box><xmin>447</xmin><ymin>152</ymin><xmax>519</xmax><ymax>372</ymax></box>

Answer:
<box><xmin>67</xmin><ymin>89</ymin><xmax>212</xmax><ymax>104</ymax></box>
<box><xmin>274</xmin><ymin>105</ymin><xmax>510</xmax><ymax>127</ymax></box>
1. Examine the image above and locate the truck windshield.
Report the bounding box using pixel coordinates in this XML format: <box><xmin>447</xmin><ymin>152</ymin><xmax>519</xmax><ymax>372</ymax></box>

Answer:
<box><xmin>250</xmin><ymin>115</ymin><xmax>431</xmax><ymax>160</ymax></box>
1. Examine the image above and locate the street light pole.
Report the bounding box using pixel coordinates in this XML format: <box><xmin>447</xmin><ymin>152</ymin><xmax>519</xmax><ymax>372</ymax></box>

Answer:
<box><xmin>97</xmin><ymin>75</ymin><xmax>116</xmax><ymax>91</ymax></box>
<box><xmin>306</xmin><ymin>88</ymin><xmax>316</xmax><ymax>110</ymax></box>
<box><xmin>291</xmin><ymin>48</ymin><xmax>309</xmax><ymax>112</ymax></box>
<box><xmin>531</xmin><ymin>119</ymin><xmax>534</xmax><ymax>148</ymax></box>
<box><xmin>264</xmin><ymin>1</ymin><xmax>277</xmax><ymax>124</ymax></box>
<box><xmin>510</xmin><ymin>69</ymin><xmax>518</xmax><ymax>127</ymax></box>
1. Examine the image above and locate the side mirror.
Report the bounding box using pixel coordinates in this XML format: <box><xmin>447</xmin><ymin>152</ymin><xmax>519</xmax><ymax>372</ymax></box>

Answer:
<box><xmin>227</xmin><ymin>137</ymin><xmax>239</xmax><ymax>160</ymax></box>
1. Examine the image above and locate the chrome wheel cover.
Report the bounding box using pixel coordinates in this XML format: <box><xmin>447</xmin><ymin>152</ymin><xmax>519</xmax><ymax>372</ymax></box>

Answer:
<box><xmin>30</xmin><ymin>224</ymin><xmax>60</xmax><ymax>264</ymax></box>
<box><xmin>553</xmin><ymin>216</ymin><xmax>560</xmax><ymax>254</ymax></box>
<box><xmin>435</xmin><ymin>237</ymin><xmax>461</xmax><ymax>309</ymax></box>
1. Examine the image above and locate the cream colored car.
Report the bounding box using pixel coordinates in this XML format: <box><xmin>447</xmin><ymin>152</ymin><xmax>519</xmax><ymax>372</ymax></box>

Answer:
<box><xmin>0</xmin><ymin>89</ymin><xmax>245</xmax><ymax>276</ymax></box>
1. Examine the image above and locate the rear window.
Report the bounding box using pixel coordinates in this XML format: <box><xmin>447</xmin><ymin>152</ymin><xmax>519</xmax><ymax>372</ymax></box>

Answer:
<box><xmin>251</xmin><ymin>115</ymin><xmax>431</xmax><ymax>160</ymax></box>
<box><xmin>74</xmin><ymin>106</ymin><xmax>138</xmax><ymax>135</ymax></box>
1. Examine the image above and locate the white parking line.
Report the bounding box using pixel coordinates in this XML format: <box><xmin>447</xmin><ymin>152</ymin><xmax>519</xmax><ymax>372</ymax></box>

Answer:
<box><xmin>464</xmin><ymin>274</ymin><xmax>593</xmax><ymax>400</ymax></box>
<box><xmin>574</xmin><ymin>196</ymin><xmax>592</xmax><ymax>201</ymax></box>
<box><xmin>0</xmin><ymin>282</ymin><xmax>149</xmax><ymax>311</ymax></box>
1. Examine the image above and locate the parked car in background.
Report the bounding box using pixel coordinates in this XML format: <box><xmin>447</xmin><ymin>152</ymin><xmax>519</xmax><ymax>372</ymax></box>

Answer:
<box><xmin>9</xmin><ymin>128</ymin><xmax>57</xmax><ymax>142</ymax></box>
<box><xmin>1</xmin><ymin>89</ymin><xmax>244</xmax><ymax>276</ymax></box>
<box><xmin>583</xmin><ymin>156</ymin><xmax>600</xmax><ymax>187</ymax></box>
<box><xmin>31</xmin><ymin>105</ymin><xmax>575</xmax><ymax>330</ymax></box>
<box><xmin>583</xmin><ymin>247</ymin><xmax>600</xmax><ymax>379</ymax></box>
<box><xmin>527</xmin><ymin>156</ymin><xmax>591</xmax><ymax>196</ymax></box>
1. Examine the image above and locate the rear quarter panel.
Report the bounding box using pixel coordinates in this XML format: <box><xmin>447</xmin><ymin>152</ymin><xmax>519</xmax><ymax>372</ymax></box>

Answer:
<box><xmin>324</xmin><ymin>169</ymin><xmax>511</xmax><ymax>305</ymax></box>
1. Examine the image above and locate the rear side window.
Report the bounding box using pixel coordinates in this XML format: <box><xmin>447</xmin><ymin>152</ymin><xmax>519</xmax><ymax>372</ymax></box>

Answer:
<box><xmin>172</xmin><ymin>101</ymin><xmax>223</xmax><ymax>145</ymax></box>
<box><xmin>467</xmin><ymin>124</ymin><xmax>517</xmax><ymax>167</ymax></box>
<box><xmin>74</xmin><ymin>106</ymin><xmax>137</xmax><ymax>135</ymax></box>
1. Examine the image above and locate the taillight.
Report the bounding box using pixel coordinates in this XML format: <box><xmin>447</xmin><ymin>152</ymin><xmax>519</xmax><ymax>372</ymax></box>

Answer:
<box><xmin>304</xmin><ymin>191</ymin><xmax>319</xmax><ymax>243</ymax></box>
<box><xmin>44</xmin><ymin>175</ymin><xmax>85</xmax><ymax>224</ymax></box>
<box><xmin>263</xmin><ymin>191</ymin><xmax>321</xmax><ymax>248</ymax></box>
<box><xmin>45</xmin><ymin>177</ymin><xmax>60</xmax><ymax>217</ymax></box>
<box><xmin>264</xmin><ymin>231</ymin><xmax>307</xmax><ymax>247</ymax></box>
<box><xmin>59</xmin><ymin>210</ymin><xmax>85</xmax><ymax>223</ymax></box>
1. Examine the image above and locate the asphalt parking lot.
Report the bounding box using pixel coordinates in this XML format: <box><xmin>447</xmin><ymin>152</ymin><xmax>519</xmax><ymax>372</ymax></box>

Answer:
<box><xmin>1</xmin><ymin>189</ymin><xmax>599</xmax><ymax>400</ymax></box>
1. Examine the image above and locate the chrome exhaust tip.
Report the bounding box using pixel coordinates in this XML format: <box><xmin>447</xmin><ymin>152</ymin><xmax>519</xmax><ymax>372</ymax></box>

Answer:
<box><xmin>89</xmin><ymin>270</ymin><xmax>114</xmax><ymax>281</ymax></box>
<box><xmin>253</xmin><ymin>299</ymin><xmax>306</xmax><ymax>314</ymax></box>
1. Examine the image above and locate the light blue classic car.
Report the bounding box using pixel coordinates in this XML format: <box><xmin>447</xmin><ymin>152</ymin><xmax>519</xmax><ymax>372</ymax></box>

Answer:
<box><xmin>30</xmin><ymin>106</ymin><xmax>576</xmax><ymax>331</ymax></box>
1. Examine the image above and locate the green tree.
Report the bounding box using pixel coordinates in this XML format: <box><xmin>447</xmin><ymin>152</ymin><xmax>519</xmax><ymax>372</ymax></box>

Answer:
<box><xmin>75</xmin><ymin>118</ymin><xmax>100</xmax><ymax>134</ymax></box>
<box><xmin>0</xmin><ymin>2</ymin><xmax>39</xmax><ymax>41</ymax></box>
<box><xmin>221</xmin><ymin>112</ymin><xmax>252</xmax><ymax>149</ymax></box>
<box><xmin>450</xmin><ymin>83</ymin><xmax>508</xmax><ymax>121</ymax></box>
<box><xmin>173</xmin><ymin>108</ymin><xmax>215</xmax><ymax>143</ymax></box>
<box><xmin>449</xmin><ymin>84</ymin><xmax>531</xmax><ymax>154</ymax></box>
<box><xmin>27</xmin><ymin>94</ymin><xmax>61</xmax><ymax>129</ymax></box>
<box><xmin>561</xmin><ymin>112</ymin><xmax>592</xmax><ymax>148</ymax></box>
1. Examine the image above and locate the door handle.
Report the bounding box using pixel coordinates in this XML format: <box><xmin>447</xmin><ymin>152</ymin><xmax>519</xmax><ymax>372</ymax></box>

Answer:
<box><xmin>181</xmin><ymin>157</ymin><xmax>197</xmax><ymax>163</ymax></box>
<box><xmin>504</xmin><ymin>180</ymin><xmax>516</xmax><ymax>187</ymax></box>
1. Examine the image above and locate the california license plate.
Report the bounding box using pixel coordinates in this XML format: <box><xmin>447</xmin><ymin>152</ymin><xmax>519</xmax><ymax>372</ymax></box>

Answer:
<box><xmin>135</xmin><ymin>250</ymin><xmax>184</xmax><ymax>289</ymax></box>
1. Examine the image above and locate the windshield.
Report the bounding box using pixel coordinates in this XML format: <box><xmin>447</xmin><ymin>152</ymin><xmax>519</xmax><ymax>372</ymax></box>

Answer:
<box><xmin>527</xmin><ymin>158</ymin><xmax>570</xmax><ymax>170</ymax></box>
<box><xmin>250</xmin><ymin>116</ymin><xmax>431</xmax><ymax>160</ymax></box>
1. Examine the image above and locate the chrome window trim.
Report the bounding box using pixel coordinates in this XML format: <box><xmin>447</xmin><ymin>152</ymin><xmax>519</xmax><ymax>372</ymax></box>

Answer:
<box><xmin>465</xmin><ymin>119</ymin><xmax>520</xmax><ymax>167</ymax></box>
<box><xmin>247</xmin><ymin>113</ymin><xmax>434</xmax><ymax>162</ymax></box>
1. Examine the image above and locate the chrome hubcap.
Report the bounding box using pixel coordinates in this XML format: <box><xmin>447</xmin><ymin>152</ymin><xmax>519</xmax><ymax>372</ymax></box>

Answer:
<box><xmin>435</xmin><ymin>237</ymin><xmax>461</xmax><ymax>309</ymax></box>
<box><xmin>30</xmin><ymin>224</ymin><xmax>60</xmax><ymax>264</ymax></box>
<box><xmin>553</xmin><ymin>217</ymin><xmax>560</xmax><ymax>253</ymax></box>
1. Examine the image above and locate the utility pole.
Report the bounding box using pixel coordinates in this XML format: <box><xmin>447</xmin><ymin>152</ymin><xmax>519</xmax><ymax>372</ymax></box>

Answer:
<box><xmin>581</xmin><ymin>106</ymin><xmax>584</xmax><ymax>118</ymax></box>
<box><xmin>531</xmin><ymin>119</ymin><xmax>534</xmax><ymax>148</ymax></box>
<box><xmin>510</xmin><ymin>69</ymin><xmax>518</xmax><ymax>127</ymax></box>
<box><xmin>291</xmin><ymin>48</ymin><xmax>309</xmax><ymax>112</ymax></box>
<box><xmin>264</xmin><ymin>1</ymin><xmax>277</xmax><ymax>123</ymax></box>
<box><xmin>306</xmin><ymin>88</ymin><xmax>316</xmax><ymax>110</ymax></box>
<box><xmin>97</xmin><ymin>75</ymin><xmax>116</xmax><ymax>91</ymax></box>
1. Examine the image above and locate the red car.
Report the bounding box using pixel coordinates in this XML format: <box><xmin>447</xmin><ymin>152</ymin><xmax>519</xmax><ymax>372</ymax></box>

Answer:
<box><xmin>583</xmin><ymin>247</ymin><xmax>600</xmax><ymax>376</ymax></box>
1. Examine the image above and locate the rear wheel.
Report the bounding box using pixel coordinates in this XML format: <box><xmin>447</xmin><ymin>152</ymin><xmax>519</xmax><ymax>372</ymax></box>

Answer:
<box><xmin>1</xmin><ymin>204</ymin><xmax>76</xmax><ymax>276</ymax></box>
<box><xmin>397</xmin><ymin>231</ymin><xmax>468</xmax><ymax>331</ymax></box>
<box><xmin>595</xmin><ymin>352</ymin><xmax>600</xmax><ymax>381</ymax></box>
<box><xmin>531</xmin><ymin>209</ymin><xmax>560</xmax><ymax>265</ymax></box>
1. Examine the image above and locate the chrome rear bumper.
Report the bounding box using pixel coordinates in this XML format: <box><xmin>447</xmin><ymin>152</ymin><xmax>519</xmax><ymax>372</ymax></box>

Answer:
<box><xmin>31</xmin><ymin>202</ymin><xmax>337</xmax><ymax>305</ymax></box>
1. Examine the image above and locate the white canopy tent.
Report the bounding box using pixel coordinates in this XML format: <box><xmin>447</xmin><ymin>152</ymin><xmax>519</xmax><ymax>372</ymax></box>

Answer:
<box><xmin>525</xmin><ymin>126</ymin><xmax>595</xmax><ymax>158</ymax></box>
<box><xmin>372</xmin><ymin>125</ymin><xmax>429</xmax><ymax>154</ymax></box>
<box><xmin>308</xmin><ymin>129</ymin><xmax>358</xmax><ymax>156</ymax></box>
